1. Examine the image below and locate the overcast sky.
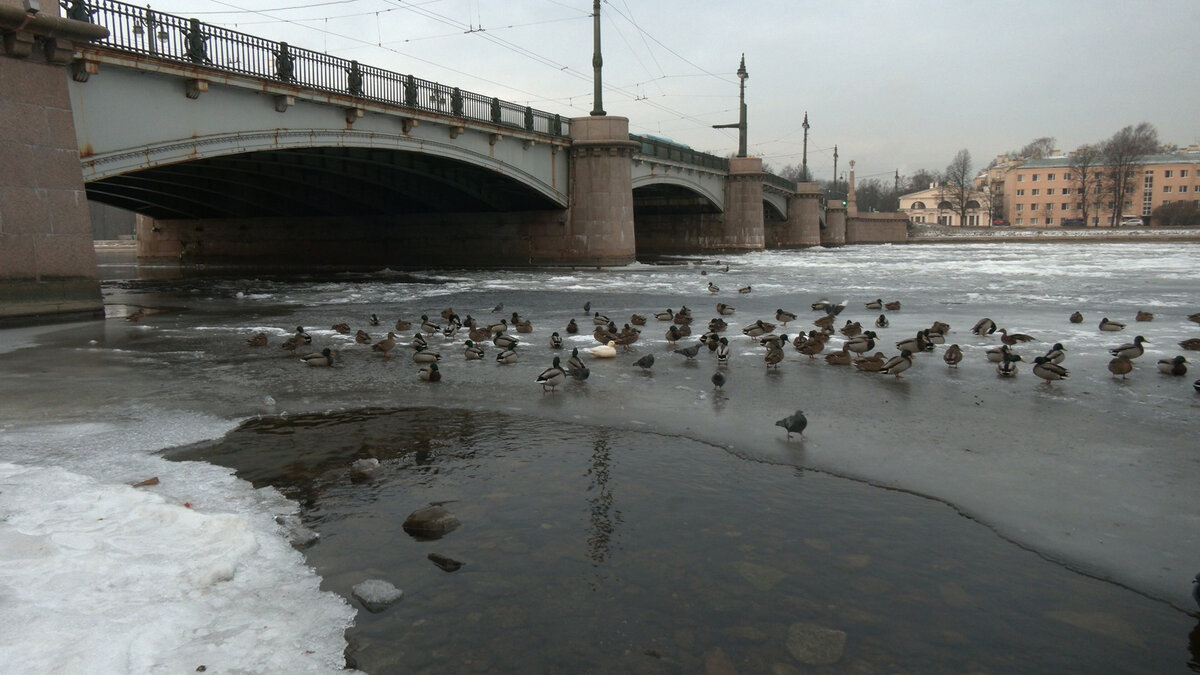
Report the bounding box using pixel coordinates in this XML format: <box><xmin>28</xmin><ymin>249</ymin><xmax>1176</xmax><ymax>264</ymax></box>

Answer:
<box><xmin>136</xmin><ymin>0</ymin><xmax>1200</xmax><ymax>183</ymax></box>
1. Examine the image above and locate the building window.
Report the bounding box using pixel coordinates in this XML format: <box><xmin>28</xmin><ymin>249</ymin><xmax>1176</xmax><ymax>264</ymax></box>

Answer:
<box><xmin>1032</xmin><ymin>174</ymin><xmax>1040</xmax><ymax>181</ymax></box>
<box><xmin>1047</xmin><ymin>188</ymin><xmax>1055</xmax><ymax>195</ymax></box>
<box><xmin>1017</xmin><ymin>174</ymin><xmax>1025</xmax><ymax>182</ymax></box>
<box><xmin>1032</xmin><ymin>188</ymin><xmax>1041</xmax><ymax>196</ymax></box>
<box><xmin>910</xmin><ymin>201</ymin><xmax>926</xmax><ymax>209</ymax></box>
<box><xmin>1181</xmin><ymin>170</ymin><xmax>1189</xmax><ymax>177</ymax></box>
<box><xmin>1016</xmin><ymin>217</ymin><xmax>1024</xmax><ymax>225</ymax></box>
<box><xmin>1064</xmin><ymin>172</ymin><xmax>1073</xmax><ymax>180</ymax></box>
<box><xmin>1016</xmin><ymin>189</ymin><xmax>1025</xmax><ymax>196</ymax></box>
<box><xmin>1045</xmin><ymin>217</ymin><xmax>1053</xmax><ymax>225</ymax></box>
<box><xmin>1163</xmin><ymin>200</ymin><xmax>1171</xmax><ymax>206</ymax></box>
<box><xmin>1031</xmin><ymin>203</ymin><xmax>1039</xmax><ymax>211</ymax></box>
<box><xmin>1061</xmin><ymin>203</ymin><xmax>1069</xmax><ymax>210</ymax></box>
<box><xmin>1047</xmin><ymin>173</ymin><xmax>1056</xmax><ymax>180</ymax></box>
<box><xmin>1181</xmin><ymin>185</ymin><xmax>1189</xmax><ymax>193</ymax></box>
<box><xmin>1164</xmin><ymin>185</ymin><xmax>1172</xmax><ymax>193</ymax></box>
<box><xmin>1165</xmin><ymin>170</ymin><xmax>1173</xmax><ymax>178</ymax></box>
<box><xmin>1031</xmin><ymin>218</ymin><xmax>1039</xmax><ymax>225</ymax></box>
<box><xmin>1016</xmin><ymin>204</ymin><xmax>1024</xmax><ymax>212</ymax></box>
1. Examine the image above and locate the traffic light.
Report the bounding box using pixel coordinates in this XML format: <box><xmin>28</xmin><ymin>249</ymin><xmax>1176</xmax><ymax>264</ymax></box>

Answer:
<box><xmin>841</xmin><ymin>199</ymin><xmax>847</xmax><ymax>206</ymax></box>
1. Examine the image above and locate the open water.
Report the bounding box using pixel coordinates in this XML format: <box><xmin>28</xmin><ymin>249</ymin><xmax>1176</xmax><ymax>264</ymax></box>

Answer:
<box><xmin>4</xmin><ymin>242</ymin><xmax>1199</xmax><ymax>672</ymax></box>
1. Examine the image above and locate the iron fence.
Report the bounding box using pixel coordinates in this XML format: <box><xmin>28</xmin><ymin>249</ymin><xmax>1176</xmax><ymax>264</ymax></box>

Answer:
<box><xmin>81</xmin><ymin>0</ymin><xmax>569</xmax><ymax>138</ymax></box>
<box><xmin>630</xmin><ymin>134</ymin><xmax>728</xmax><ymax>172</ymax></box>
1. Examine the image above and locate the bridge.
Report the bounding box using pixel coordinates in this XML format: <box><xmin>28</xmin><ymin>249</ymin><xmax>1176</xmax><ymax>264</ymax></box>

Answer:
<box><xmin>0</xmin><ymin>0</ymin><xmax>905</xmax><ymax>322</ymax></box>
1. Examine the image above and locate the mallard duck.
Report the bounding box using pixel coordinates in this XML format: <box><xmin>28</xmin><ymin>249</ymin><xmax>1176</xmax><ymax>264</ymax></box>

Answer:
<box><xmin>1189</xmin><ymin>312</ymin><xmax>1200</xmax><ymax>325</ymax></box>
<box><xmin>929</xmin><ymin>321</ymin><xmax>951</xmax><ymax>335</ymax></box>
<box><xmin>738</xmin><ymin>286</ymin><xmax>752</xmax><ymax>294</ymax></box>
<box><xmin>1069</xmin><ymin>311</ymin><xmax>1083</xmax><ymax>324</ymax></box>
<box><xmin>998</xmin><ymin>328</ymin><xmax>1035</xmax><ymax>345</ymax></box>
<box><xmin>880</xmin><ymin>350</ymin><xmax>913</xmax><ymax>378</ymax></box>
<box><xmin>1032</xmin><ymin>356</ymin><xmax>1069</xmax><ymax>384</ymax></box>
<box><xmin>985</xmin><ymin>344</ymin><xmax>1012</xmax><ymax>363</ymax></box>
<box><xmin>413</xmin><ymin>347</ymin><xmax>441</xmax><ymax>363</ymax></box>
<box><xmin>592</xmin><ymin>311</ymin><xmax>611</xmax><ymax>326</ymax></box>
<box><xmin>588</xmin><ymin>341</ymin><xmax>617</xmax><ymax>358</ymax></box>
<box><xmin>468</xmin><ymin>325</ymin><xmax>491</xmax><ymax>342</ymax></box>
<box><xmin>494</xmin><ymin>333</ymin><xmax>519</xmax><ymax>350</ymax></box>
<box><xmin>758</xmin><ymin>333</ymin><xmax>786</xmax><ymax>350</ymax></box>
<box><xmin>844</xmin><ymin>331</ymin><xmax>877</xmax><ymax>354</ymax></box>
<box><xmin>463</xmin><ymin>340</ymin><xmax>485</xmax><ymax>360</ymax></box>
<box><xmin>896</xmin><ymin>332</ymin><xmax>928</xmax><ymax>353</ymax></box>
<box><xmin>924</xmin><ymin>329</ymin><xmax>945</xmax><ymax>347</ymax></box>
<box><xmin>125</xmin><ymin>308</ymin><xmax>146</xmax><ymax>323</ymax></box>
<box><xmin>495</xmin><ymin>348</ymin><xmax>519</xmax><ymax>364</ymax></box>
<box><xmin>394</xmin><ymin>318</ymin><xmax>412</xmax><ymax>332</ymax></box>
<box><xmin>300</xmin><ymin>347</ymin><xmax>335</xmax><ymax>367</ymax></box>
<box><xmin>715</xmin><ymin>337</ymin><xmax>731</xmax><ymax>365</ymax></box>
<box><xmin>884</xmin><ymin>301</ymin><xmax>901</xmax><ymax>311</ymax></box>
<box><xmin>632</xmin><ymin>353</ymin><xmax>654</xmax><ymax>371</ymax></box>
<box><xmin>567</xmin><ymin>348</ymin><xmax>588</xmax><ymax>376</ymax></box>
<box><xmin>665</xmin><ymin>324</ymin><xmax>683</xmax><ymax>344</ymax></box>
<box><xmin>565</xmin><ymin>318</ymin><xmax>579</xmax><ymax>334</ymax></box>
<box><xmin>708</xmin><ymin>282</ymin><xmax>720</xmax><ymax>293</ymax></box>
<box><xmin>864</xmin><ymin>299</ymin><xmax>883</xmax><ymax>310</ymax></box>
<box><xmin>875</xmin><ymin>314</ymin><xmax>889</xmax><ymax>329</ymax></box>
<box><xmin>673</xmin><ymin>311</ymin><xmax>693</xmax><ymax>326</ymax></box>
<box><xmin>418</xmin><ymin>315</ymin><xmax>440</xmax><ymax>335</ymax></box>
<box><xmin>764</xmin><ymin>345</ymin><xmax>784</xmax><ymax>369</ymax></box>
<box><xmin>1158</xmin><ymin>355</ymin><xmax>1188</xmax><ymax>376</ymax></box>
<box><xmin>811</xmin><ymin>299</ymin><xmax>831</xmax><ymax>312</ymax></box>
<box><xmin>708</xmin><ymin>317</ymin><xmax>728</xmax><ymax>333</ymax></box>
<box><xmin>674</xmin><ymin>342</ymin><xmax>703</xmax><ymax>360</ymax></box>
<box><xmin>996</xmin><ymin>352</ymin><xmax>1023</xmax><ymax>377</ymax></box>
<box><xmin>418</xmin><ymin>362</ymin><xmax>441</xmax><ymax>382</ymax></box>
<box><xmin>440</xmin><ymin>307</ymin><xmax>456</xmax><ymax>321</ymax></box>
<box><xmin>742</xmin><ymin>320</ymin><xmax>775</xmax><ymax>337</ymax></box>
<box><xmin>516</xmin><ymin>319</ymin><xmax>533</xmax><ymax>334</ymax></box>
<box><xmin>798</xmin><ymin>337</ymin><xmax>825</xmax><ymax>359</ymax></box>
<box><xmin>853</xmin><ymin>352</ymin><xmax>888</xmax><ymax>372</ymax></box>
<box><xmin>716</xmin><ymin>303</ymin><xmax>736</xmax><ymax>316</ymax></box>
<box><xmin>839</xmin><ymin>321</ymin><xmax>862</xmax><ymax>338</ymax></box>
<box><xmin>813</xmin><ymin>314</ymin><xmax>836</xmax><ymax>330</ymax></box>
<box><xmin>943</xmin><ymin>344</ymin><xmax>963</xmax><ymax>368</ymax></box>
<box><xmin>630</xmin><ymin>313</ymin><xmax>647</xmax><ymax>326</ymax></box>
<box><xmin>509</xmin><ymin>311</ymin><xmax>524</xmax><ymax>326</ymax></box>
<box><xmin>1043</xmin><ymin>343</ymin><xmax>1067</xmax><ymax>364</ymax></box>
<box><xmin>442</xmin><ymin>319</ymin><xmax>461</xmax><ymax>340</ymax></box>
<box><xmin>1180</xmin><ymin>338</ymin><xmax>1200</xmax><ymax>351</ymax></box>
<box><xmin>971</xmin><ymin>318</ymin><xmax>997</xmax><ymax>335</ymax></box>
<box><xmin>616</xmin><ymin>324</ymin><xmax>640</xmax><ymax>349</ymax></box>
<box><xmin>246</xmin><ymin>332</ymin><xmax>268</xmax><ymax>347</ymax></box>
<box><xmin>331</xmin><ymin>323</ymin><xmax>350</xmax><ymax>334</ymax></box>
<box><xmin>280</xmin><ymin>334</ymin><xmax>303</xmax><ymax>355</ymax></box>
<box><xmin>655</xmin><ymin>308</ymin><xmax>674</xmax><ymax>321</ymax></box>
<box><xmin>825</xmin><ymin>347</ymin><xmax>852</xmax><ymax>366</ymax></box>
<box><xmin>1107</xmin><ymin>356</ymin><xmax>1133</xmax><ymax>379</ymax></box>
<box><xmin>549</xmin><ymin>332</ymin><xmax>564</xmax><ymax>349</ymax></box>
<box><xmin>1135</xmin><ymin>310</ymin><xmax>1154</xmax><ymax>322</ymax></box>
<box><xmin>775</xmin><ymin>410</ymin><xmax>807</xmax><ymax>439</ymax></box>
<box><xmin>775</xmin><ymin>309</ymin><xmax>797</xmax><ymax>325</ymax></box>
<box><xmin>369</xmin><ymin>314</ymin><xmax>380</xmax><ymax>326</ymax></box>
<box><xmin>486</xmin><ymin>318</ymin><xmax>508</xmax><ymax>335</ymax></box>
<box><xmin>1109</xmin><ymin>335</ymin><xmax>1149</xmax><ymax>360</ymax></box>
<box><xmin>1098</xmin><ymin>317</ymin><xmax>1126</xmax><ymax>332</ymax></box>
<box><xmin>410</xmin><ymin>333</ymin><xmax>428</xmax><ymax>351</ymax></box>
<box><xmin>355</xmin><ymin>330</ymin><xmax>371</xmax><ymax>344</ymax></box>
<box><xmin>536</xmin><ymin>357</ymin><xmax>566</xmax><ymax>391</ymax></box>
<box><xmin>711</xmin><ymin>370</ymin><xmax>725</xmax><ymax>389</ymax></box>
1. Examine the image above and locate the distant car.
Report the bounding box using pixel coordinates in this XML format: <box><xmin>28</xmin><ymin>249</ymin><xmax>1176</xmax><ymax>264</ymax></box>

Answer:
<box><xmin>991</xmin><ymin>219</ymin><xmax>1009</xmax><ymax>227</ymax></box>
<box><xmin>1119</xmin><ymin>217</ymin><xmax>1144</xmax><ymax>227</ymax></box>
<box><xmin>1062</xmin><ymin>218</ymin><xmax>1086</xmax><ymax>227</ymax></box>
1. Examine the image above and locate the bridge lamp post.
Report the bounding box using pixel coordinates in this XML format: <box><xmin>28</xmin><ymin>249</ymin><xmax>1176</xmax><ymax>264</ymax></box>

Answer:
<box><xmin>132</xmin><ymin>5</ymin><xmax>168</xmax><ymax>55</ymax></box>
<box><xmin>711</xmin><ymin>54</ymin><xmax>749</xmax><ymax>158</ymax></box>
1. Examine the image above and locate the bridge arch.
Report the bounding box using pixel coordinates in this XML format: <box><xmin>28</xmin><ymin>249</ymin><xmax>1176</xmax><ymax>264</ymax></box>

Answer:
<box><xmin>630</xmin><ymin>173</ymin><xmax>724</xmax><ymax>212</ymax></box>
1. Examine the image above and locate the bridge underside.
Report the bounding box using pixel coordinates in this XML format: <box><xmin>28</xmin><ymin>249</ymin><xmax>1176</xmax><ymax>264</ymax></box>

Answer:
<box><xmin>86</xmin><ymin>147</ymin><xmax>559</xmax><ymax>219</ymax></box>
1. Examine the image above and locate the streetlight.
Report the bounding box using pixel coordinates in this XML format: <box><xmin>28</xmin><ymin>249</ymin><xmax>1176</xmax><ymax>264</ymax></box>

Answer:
<box><xmin>801</xmin><ymin>112</ymin><xmax>810</xmax><ymax>181</ymax></box>
<box><xmin>712</xmin><ymin>54</ymin><xmax>749</xmax><ymax>158</ymax></box>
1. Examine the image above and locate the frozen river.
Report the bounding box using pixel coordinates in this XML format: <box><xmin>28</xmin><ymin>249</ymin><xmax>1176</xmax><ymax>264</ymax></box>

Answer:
<box><xmin>1</xmin><ymin>242</ymin><xmax>1198</xmax><ymax>672</ymax></box>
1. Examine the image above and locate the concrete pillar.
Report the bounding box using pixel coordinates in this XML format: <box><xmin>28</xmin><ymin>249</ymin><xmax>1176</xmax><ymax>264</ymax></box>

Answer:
<box><xmin>822</xmin><ymin>203</ymin><xmax>847</xmax><ymax>247</ymax></box>
<box><xmin>705</xmin><ymin>156</ymin><xmax>764</xmax><ymax>250</ymax></box>
<box><xmin>771</xmin><ymin>181</ymin><xmax>821</xmax><ymax>248</ymax></box>
<box><xmin>846</xmin><ymin>161</ymin><xmax>858</xmax><ymax>216</ymax></box>
<box><xmin>0</xmin><ymin>3</ymin><xmax>108</xmax><ymax>323</ymax></box>
<box><xmin>555</xmin><ymin>116</ymin><xmax>640</xmax><ymax>265</ymax></box>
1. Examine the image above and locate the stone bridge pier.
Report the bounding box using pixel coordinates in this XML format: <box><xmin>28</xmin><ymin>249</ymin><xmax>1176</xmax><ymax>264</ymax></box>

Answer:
<box><xmin>0</xmin><ymin>2</ymin><xmax>107</xmax><ymax>322</ymax></box>
<box><xmin>768</xmin><ymin>181</ymin><xmax>821</xmax><ymax>248</ymax></box>
<box><xmin>702</xmin><ymin>156</ymin><xmax>765</xmax><ymax>250</ymax></box>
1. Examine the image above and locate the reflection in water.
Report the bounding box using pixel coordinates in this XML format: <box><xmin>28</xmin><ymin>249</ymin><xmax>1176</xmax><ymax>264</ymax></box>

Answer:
<box><xmin>168</xmin><ymin>406</ymin><xmax>1196</xmax><ymax>673</ymax></box>
<box><xmin>585</xmin><ymin>432</ymin><xmax>621</xmax><ymax>570</ymax></box>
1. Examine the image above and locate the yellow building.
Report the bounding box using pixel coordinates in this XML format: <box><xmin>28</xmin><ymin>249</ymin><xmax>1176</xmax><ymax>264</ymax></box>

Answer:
<box><xmin>1004</xmin><ymin>148</ymin><xmax>1200</xmax><ymax>227</ymax></box>
<box><xmin>898</xmin><ymin>184</ymin><xmax>991</xmax><ymax>227</ymax></box>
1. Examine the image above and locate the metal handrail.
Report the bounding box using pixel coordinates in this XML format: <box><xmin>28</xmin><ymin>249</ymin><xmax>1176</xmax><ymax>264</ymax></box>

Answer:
<box><xmin>80</xmin><ymin>0</ymin><xmax>569</xmax><ymax>138</ymax></box>
<box><xmin>629</xmin><ymin>134</ymin><xmax>728</xmax><ymax>172</ymax></box>
<box><xmin>762</xmin><ymin>172</ymin><xmax>796</xmax><ymax>192</ymax></box>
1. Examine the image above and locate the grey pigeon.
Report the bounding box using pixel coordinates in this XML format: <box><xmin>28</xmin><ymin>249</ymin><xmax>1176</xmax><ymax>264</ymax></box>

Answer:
<box><xmin>633</xmin><ymin>353</ymin><xmax>655</xmax><ymax>371</ymax></box>
<box><xmin>583</xmin><ymin>301</ymin><xmax>591</xmax><ymax>314</ymax></box>
<box><xmin>674</xmin><ymin>343</ymin><xmax>703</xmax><ymax>359</ymax></box>
<box><xmin>775</xmin><ymin>410</ymin><xmax>807</xmax><ymax>439</ymax></box>
<box><xmin>711</xmin><ymin>371</ymin><xmax>725</xmax><ymax>390</ymax></box>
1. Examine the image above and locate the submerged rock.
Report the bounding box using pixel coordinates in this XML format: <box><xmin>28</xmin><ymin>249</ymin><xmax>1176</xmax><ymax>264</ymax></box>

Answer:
<box><xmin>352</xmin><ymin>579</ymin><xmax>404</xmax><ymax>613</ymax></box>
<box><xmin>787</xmin><ymin>622</ymin><xmax>846</xmax><ymax>665</ymax></box>
<box><xmin>349</xmin><ymin>458</ymin><xmax>381</xmax><ymax>482</ymax></box>
<box><xmin>402</xmin><ymin>504</ymin><xmax>461</xmax><ymax>540</ymax></box>
<box><xmin>428</xmin><ymin>553</ymin><xmax>464</xmax><ymax>572</ymax></box>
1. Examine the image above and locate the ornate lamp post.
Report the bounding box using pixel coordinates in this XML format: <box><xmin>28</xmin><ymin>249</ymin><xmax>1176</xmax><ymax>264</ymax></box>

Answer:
<box><xmin>801</xmin><ymin>112</ymin><xmax>810</xmax><ymax>181</ymax></box>
<box><xmin>590</xmin><ymin>0</ymin><xmax>605</xmax><ymax>116</ymax></box>
<box><xmin>712</xmin><ymin>54</ymin><xmax>749</xmax><ymax>157</ymax></box>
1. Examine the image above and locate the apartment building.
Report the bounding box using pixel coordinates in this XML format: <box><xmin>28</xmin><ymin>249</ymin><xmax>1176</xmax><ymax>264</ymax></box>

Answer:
<box><xmin>1004</xmin><ymin>148</ymin><xmax>1200</xmax><ymax>227</ymax></box>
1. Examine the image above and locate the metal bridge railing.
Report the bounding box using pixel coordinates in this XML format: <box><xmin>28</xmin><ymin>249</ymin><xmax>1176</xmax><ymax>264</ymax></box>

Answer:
<box><xmin>80</xmin><ymin>0</ymin><xmax>569</xmax><ymax>138</ymax></box>
<box><xmin>630</xmin><ymin>134</ymin><xmax>728</xmax><ymax>172</ymax></box>
<box><xmin>763</xmin><ymin>172</ymin><xmax>797</xmax><ymax>192</ymax></box>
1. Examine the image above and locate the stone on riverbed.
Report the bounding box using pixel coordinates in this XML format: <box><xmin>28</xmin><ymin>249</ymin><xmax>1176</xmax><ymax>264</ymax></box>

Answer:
<box><xmin>402</xmin><ymin>504</ymin><xmax>461</xmax><ymax>540</ymax></box>
<box><xmin>352</xmin><ymin>579</ymin><xmax>404</xmax><ymax>613</ymax></box>
<box><xmin>786</xmin><ymin>622</ymin><xmax>846</xmax><ymax>665</ymax></box>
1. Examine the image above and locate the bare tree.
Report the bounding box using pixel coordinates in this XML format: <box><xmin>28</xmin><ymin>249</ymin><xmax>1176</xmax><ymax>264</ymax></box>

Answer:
<box><xmin>1100</xmin><ymin>123</ymin><xmax>1159</xmax><ymax>225</ymax></box>
<box><xmin>1018</xmin><ymin>137</ymin><xmax>1056</xmax><ymax>160</ymax></box>
<box><xmin>1068</xmin><ymin>144</ymin><xmax>1104</xmax><ymax>226</ymax></box>
<box><xmin>901</xmin><ymin>169</ymin><xmax>938</xmax><ymax>194</ymax></box>
<box><xmin>985</xmin><ymin>178</ymin><xmax>1005</xmax><ymax>225</ymax></box>
<box><xmin>939</xmin><ymin>149</ymin><xmax>974</xmax><ymax>227</ymax></box>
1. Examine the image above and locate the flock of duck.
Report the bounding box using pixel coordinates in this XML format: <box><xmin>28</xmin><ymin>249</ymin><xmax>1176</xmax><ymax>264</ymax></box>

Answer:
<box><xmin>240</xmin><ymin>285</ymin><xmax>1200</xmax><ymax>440</ymax></box>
